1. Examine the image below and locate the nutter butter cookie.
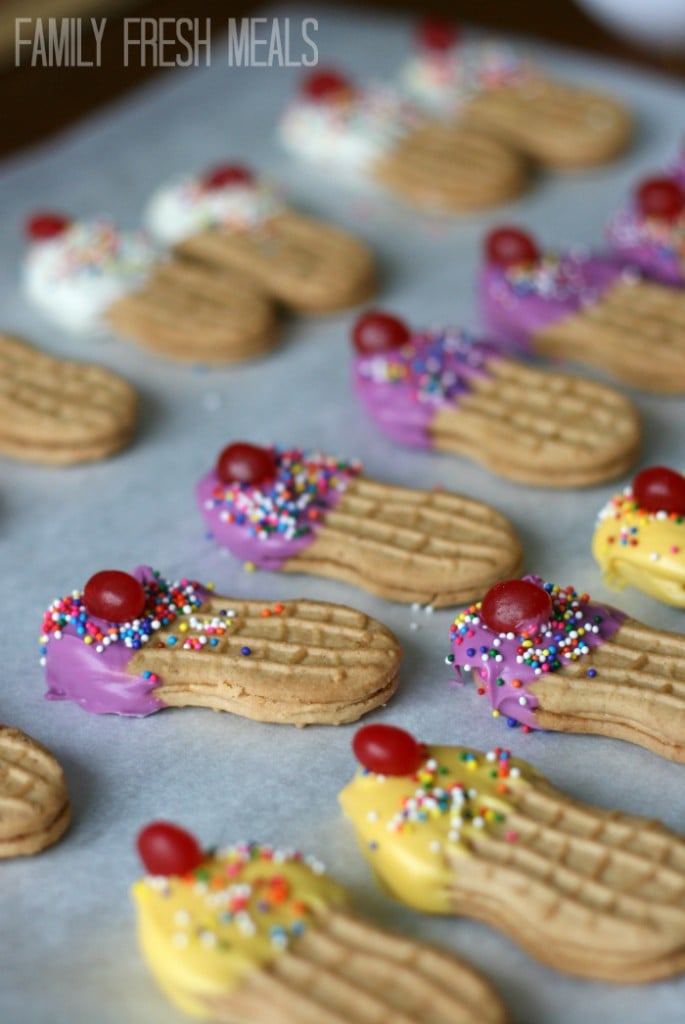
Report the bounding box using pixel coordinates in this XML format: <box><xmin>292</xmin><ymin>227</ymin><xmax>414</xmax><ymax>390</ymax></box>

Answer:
<box><xmin>23</xmin><ymin>212</ymin><xmax>278</xmax><ymax>363</ymax></box>
<box><xmin>340</xmin><ymin>724</ymin><xmax>685</xmax><ymax>982</ymax></box>
<box><xmin>593</xmin><ymin>466</ymin><xmax>685</xmax><ymax>607</ymax></box>
<box><xmin>401</xmin><ymin>20</ymin><xmax>631</xmax><ymax>168</ymax></box>
<box><xmin>351</xmin><ymin>310</ymin><xmax>639</xmax><ymax>487</ymax></box>
<box><xmin>144</xmin><ymin>162</ymin><xmax>376</xmax><ymax>313</ymax></box>
<box><xmin>0</xmin><ymin>725</ymin><xmax>70</xmax><ymax>857</ymax></box>
<box><xmin>41</xmin><ymin>566</ymin><xmax>400</xmax><ymax>725</ymax></box>
<box><xmin>479</xmin><ymin>225</ymin><xmax>685</xmax><ymax>392</ymax></box>
<box><xmin>0</xmin><ymin>333</ymin><xmax>136</xmax><ymax>465</ymax></box>
<box><xmin>132</xmin><ymin>822</ymin><xmax>510</xmax><ymax>1022</ymax></box>
<box><xmin>279</xmin><ymin>68</ymin><xmax>527</xmax><ymax>211</ymax></box>
<box><xmin>448</xmin><ymin>574</ymin><xmax>685</xmax><ymax>763</ymax></box>
<box><xmin>196</xmin><ymin>442</ymin><xmax>523</xmax><ymax>607</ymax></box>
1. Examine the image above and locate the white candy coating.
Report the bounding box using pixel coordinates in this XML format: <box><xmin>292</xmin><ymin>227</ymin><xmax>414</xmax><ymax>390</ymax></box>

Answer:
<box><xmin>23</xmin><ymin>219</ymin><xmax>157</xmax><ymax>334</ymax></box>
<box><xmin>278</xmin><ymin>86</ymin><xmax>416</xmax><ymax>174</ymax></box>
<box><xmin>144</xmin><ymin>177</ymin><xmax>281</xmax><ymax>246</ymax></box>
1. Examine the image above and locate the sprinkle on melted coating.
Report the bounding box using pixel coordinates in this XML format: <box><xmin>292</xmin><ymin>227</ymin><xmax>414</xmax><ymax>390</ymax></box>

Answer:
<box><xmin>596</xmin><ymin>486</ymin><xmax>685</xmax><ymax>553</ymax></box>
<box><xmin>450</xmin><ymin>580</ymin><xmax>601</xmax><ymax>674</ymax></box>
<box><xmin>138</xmin><ymin>841</ymin><xmax>342</xmax><ymax>957</ymax></box>
<box><xmin>608</xmin><ymin>206</ymin><xmax>685</xmax><ymax>267</ymax></box>
<box><xmin>46</xmin><ymin>219</ymin><xmax>154</xmax><ymax>280</ymax></box>
<box><xmin>357</xmin><ymin>329</ymin><xmax>498</xmax><ymax>405</ymax></box>
<box><xmin>503</xmin><ymin>251</ymin><xmax>605</xmax><ymax>301</ymax></box>
<box><xmin>40</xmin><ymin>570</ymin><xmax>206</xmax><ymax>660</ymax></box>
<box><xmin>204</xmin><ymin>447</ymin><xmax>362</xmax><ymax>542</ymax></box>
<box><xmin>404</xmin><ymin>41</ymin><xmax>535</xmax><ymax>113</ymax></box>
<box><xmin>338</xmin><ymin>743</ymin><xmax>533</xmax><ymax>914</ymax></box>
<box><xmin>374</xmin><ymin>748</ymin><xmax>514</xmax><ymax>845</ymax></box>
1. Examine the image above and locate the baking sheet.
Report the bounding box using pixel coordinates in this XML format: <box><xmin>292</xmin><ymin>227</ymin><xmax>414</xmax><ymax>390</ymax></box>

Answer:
<box><xmin>1</xmin><ymin>5</ymin><xmax>685</xmax><ymax>1022</ymax></box>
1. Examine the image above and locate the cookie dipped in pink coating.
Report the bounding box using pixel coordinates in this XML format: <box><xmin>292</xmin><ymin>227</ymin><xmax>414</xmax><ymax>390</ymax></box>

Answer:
<box><xmin>196</xmin><ymin>440</ymin><xmax>523</xmax><ymax>607</ymax></box>
<box><xmin>478</xmin><ymin>225</ymin><xmax>685</xmax><ymax>392</ymax></box>
<box><xmin>40</xmin><ymin>564</ymin><xmax>403</xmax><ymax>726</ymax></box>
<box><xmin>449</xmin><ymin>575</ymin><xmax>625</xmax><ymax>730</ymax></box>
<box><xmin>351</xmin><ymin>309</ymin><xmax>640</xmax><ymax>487</ymax></box>
<box><xmin>449</xmin><ymin>574</ymin><xmax>685</xmax><ymax>764</ymax></box>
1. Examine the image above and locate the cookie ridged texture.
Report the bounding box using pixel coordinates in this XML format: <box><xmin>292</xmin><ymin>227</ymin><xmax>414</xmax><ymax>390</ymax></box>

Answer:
<box><xmin>464</xmin><ymin>79</ymin><xmax>631</xmax><ymax>168</ymax></box>
<box><xmin>534</xmin><ymin>278</ymin><xmax>685</xmax><ymax>392</ymax></box>
<box><xmin>431</xmin><ymin>357</ymin><xmax>640</xmax><ymax>486</ymax></box>
<box><xmin>0</xmin><ymin>333</ymin><xmax>136</xmax><ymax>465</ymax></box>
<box><xmin>207</xmin><ymin>909</ymin><xmax>509</xmax><ymax>1024</ymax></box>
<box><xmin>447</xmin><ymin>773</ymin><xmax>685</xmax><ymax>982</ymax></box>
<box><xmin>129</xmin><ymin>597</ymin><xmax>401</xmax><ymax>725</ymax></box>
<box><xmin>372</xmin><ymin>120</ymin><xmax>527</xmax><ymax>211</ymax></box>
<box><xmin>530</xmin><ymin>618</ymin><xmax>685</xmax><ymax>763</ymax></box>
<box><xmin>176</xmin><ymin>210</ymin><xmax>376</xmax><ymax>314</ymax></box>
<box><xmin>284</xmin><ymin>477</ymin><xmax>522</xmax><ymax>606</ymax></box>
<box><xmin>0</xmin><ymin>726</ymin><xmax>70</xmax><ymax>857</ymax></box>
<box><xmin>107</xmin><ymin>258</ymin><xmax>278</xmax><ymax>363</ymax></box>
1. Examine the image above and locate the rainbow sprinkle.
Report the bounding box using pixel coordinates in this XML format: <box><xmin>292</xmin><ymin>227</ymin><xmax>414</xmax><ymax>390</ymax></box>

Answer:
<box><xmin>206</xmin><ymin>447</ymin><xmax>361</xmax><ymax>542</ymax></box>
<box><xmin>39</xmin><ymin>570</ymin><xmax>205</xmax><ymax>661</ymax></box>
<box><xmin>450</xmin><ymin>580</ymin><xmax>603</xmax><ymax>676</ymax></box>
<box><xmin>358</xmin><ymin>330</ymin><xmax>498</xmax><ymax>405</ymax></box>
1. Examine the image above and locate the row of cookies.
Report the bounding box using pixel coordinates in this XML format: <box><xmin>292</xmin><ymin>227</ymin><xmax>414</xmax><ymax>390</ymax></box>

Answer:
<box><xmin>4</xmin><ymin>24</ymin><xmax>685</xmax><ymax>1024</ymax></box>
<box><xmin>279</xmin><ymin>22</ymin><xmax>633</xmax><ymax>210</ymax></box>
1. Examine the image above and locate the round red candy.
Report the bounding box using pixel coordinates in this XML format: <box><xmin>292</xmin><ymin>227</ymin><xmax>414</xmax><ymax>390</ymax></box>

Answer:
<box><xmin>481</xmin><ymin>579</ymin><xmax>553</xmax><ymax>635</ymax></box>
<box><xmin>216</xmin><ymin>442</ymin><xmax>277</xmax><ymax>486</ymax></box>
<box><xmin>83</xmin><ymin>570</ymin><xmax>146</xmax><ymax>623</ymax></box>
<box><xmin>417</xmin><ymin>18</ymin><xmax>460</xmax><ymax>53</ymax></box>
<box><xmin>485</xmin><ymin>227</ymin><xmax>540</xmax><ymax>269</ymax></box>
<box><xmin>352</xmin><ymin>311</ymin><xmax>410</xmax><ymax>355</ymax></box>
<box><xmin>633</xmin><ymin>466</ymin><xmax>685</xmax><ymax>515</ymax></box>
<box><xmin>25</xmin><ymin>212</ymin><xmax>70</xmax><ymax>241</ymax></box>
<box><xmin>302</xmin><ymin>69</ymin><xmax>351</xmax><ymax>102</ymax></box>
<box><xmin>352</xmin><ymin>724</ymin><xmax>423</xmax><ymax>776</ymax></box>
<box><xmin>636</xmin><ymin>177</ymin><xmax>685</xmax><ymax>221</ymax></box>
<box><xmin>203</xmin><ymin>163</ymin><xmax>253</xmax><ymax>190</ymax></box>
<box><xmin>137</xmin><ymin>822</ymin><xmax>204</xmax><ymax>876</ymax></box>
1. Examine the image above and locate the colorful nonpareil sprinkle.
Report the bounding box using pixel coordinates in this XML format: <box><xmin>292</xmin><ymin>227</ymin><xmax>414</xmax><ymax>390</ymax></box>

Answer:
<box><xmin>358</xmin><ymin>329</ymin><xmax>499</xmax><ymax>405</ymax></box>
<box><xmin>450</xmin><ymin>580</ymin><xmax>601</xmax><ymax>675</ymax></box>
<box><xmin>205</xmin><ymin>447</ymin><xmax>362</xmax><ymax>542</ymax></box>
<box><xmin>142</xmin><ymin>842</ymin><xmax>329</xmax><ymax>953</ymax></box>
<box><xmin>40</xmin><ymin>570</ymin><xmax>206</xmax><ymax>659</ymax></box>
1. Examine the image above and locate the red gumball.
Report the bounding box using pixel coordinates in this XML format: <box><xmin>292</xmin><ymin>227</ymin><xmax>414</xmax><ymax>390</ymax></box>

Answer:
<box><xmin>216</xmin><ymin>442</ymin><xmax>277</xmax><ymax>486</ymax></box>
<box><xmin>352</xmin><ymin>311</ymin><xmax>410</xmax><ymax>355</ymax></box>
<box><xmin>481</xmin><ymin>579</ymin><xmax>553</xmax><ymax>635</ymax></box>
<box><xmin>301</xmin><ymin>69</ymin><xmax>351</xmax><ymax>102</ymax></box>
<box><xmin>203</xmin><ymin>163</ymin><xmax>254</xmax><ymax>190</ymax></box>
<box><xmin>485</xmin><ymin>227</ymin><xmax>540</xmax><ymax>269</ymax></box>
<box><xmin>636</xmin><ymin>177</ymin><xmax>685</xmax><ymax>222</ymax></box>
<box><xmin>137</xmin><ymin>821</ymin><xmax>204</xmax><ymax>876</ymax></box>
<box><xmin>633</xmin><ymin>466</ymin><xmax>685</xmax><ymax>515</ymax></box>
<box><xmin>417</xmin><ymin>18</ymin><xmax>460</xmax><ymax>53</ymax></box>
<box><xmin>83</xmin><ymin>570</ymin><xmax>146</xmax><ymax>623</ymax></box>
<box><xmin>25</xmin><ymin>212</ymin><xmax>70</xmax><ymax>241</ymax></box>
<box><xmin>352</xmin><ymin>724</ymin><xmax>423</xmax><ymax>776</ymax></box>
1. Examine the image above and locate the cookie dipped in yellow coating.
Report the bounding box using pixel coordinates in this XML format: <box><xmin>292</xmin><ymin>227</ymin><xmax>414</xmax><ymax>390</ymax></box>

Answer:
<box><xmin>132</xmin><ymin>838</ymin><xmax>347</xmax><ymax>1018</ymax></box>
<box><xmin>340</xmin><ymin>725</ymin><xmax>685</xmax><ymax>982</ymax></box>
<box><xmin>592</xmin><ymin>467</ymin><xmax>685</xmax><ymax>607</ymax></box>
<box><xmin>339</xmin><ymin>736</ymin><xmax>539</xmax><ymax>914</ymax></box>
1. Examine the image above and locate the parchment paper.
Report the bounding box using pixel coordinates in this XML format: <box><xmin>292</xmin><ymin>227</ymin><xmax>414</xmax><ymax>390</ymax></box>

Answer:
<box><xmin>1</xmin><ymin>6</ymin><xmax>684</xmax><ymax>1022</ymax></box>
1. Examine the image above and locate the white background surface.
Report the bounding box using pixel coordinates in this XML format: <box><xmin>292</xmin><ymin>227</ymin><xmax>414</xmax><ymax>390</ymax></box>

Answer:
<box><xmin>1</xmin><ymin>6</ymin><xmax>684</xmax><ymax>1023</ymax></box>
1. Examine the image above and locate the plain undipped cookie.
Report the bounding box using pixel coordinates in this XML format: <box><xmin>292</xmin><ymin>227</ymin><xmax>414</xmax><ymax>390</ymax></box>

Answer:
<box><xmin>0</xmin><ymin>725</ymin><xmax>70</xmax><ymax>857</ymax></box>
<box><xmin>0</xmin><ymin>333</ymin><xmax>136</xmax><ymax>465</ymax></box>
